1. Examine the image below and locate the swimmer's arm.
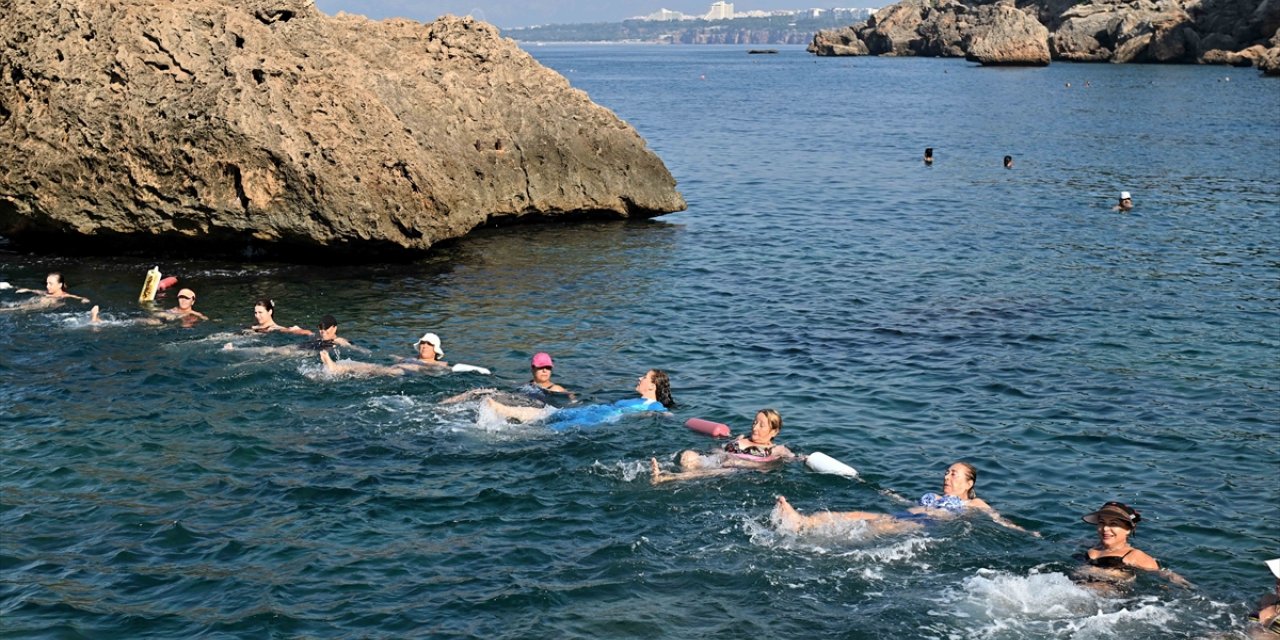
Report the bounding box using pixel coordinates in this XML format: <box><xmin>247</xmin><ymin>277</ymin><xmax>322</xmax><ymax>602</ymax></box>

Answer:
<box><xmin>334</xmin><ymin>337</ymin><xmax>369</xmax><ymax>353</ymax></box>
<box><xmin>971</xmin><ymin>499</ymin><xmax>1040</xmax><ymax>536</ymax></box>
<box><xmin>440</xmin><ymin>388</ymin><xmax>497</xmax><ymax>404</ymax></box>
<box><xmin>771</xmin><ymin>445</ymin><xmax>797</xmax><ymax>460</ymax></box>
<box><xmin>282</xmin><ymin>325</ymin><xmax>313</xmax><ymax>336</ymax></box>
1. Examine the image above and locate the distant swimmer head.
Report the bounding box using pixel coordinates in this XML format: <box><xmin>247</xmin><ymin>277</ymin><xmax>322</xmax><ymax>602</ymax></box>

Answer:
<box><xmin>253</xmin><ymin>298</ymin><xmax>275</xmax><ymax>323</ymax></box>
<box><xmin>1082</xmin><ymin>502</ymin><xmax>1141</xmax><ymax>530</ymax></box>
<box><xmin>416</xmin><ymin>332</ymin><xmax>444</xmax><ymax>358</ymax></box>
<box><xmin>1117</xmin><ymin>191</ymin><xmax>1133</xmax><ymax>211</ymax></box>
<box><xmin>531</xmin><ymin>352</ymin><xmax>554</xmax><ymax>369</ymax></box>
<box><xmin>924</xmin><ymin>147</ymin><xmax>934</xmax><ymax>164</ymax></box>
<box><xmin>1003</xmin><ymin>155</ymin><xmax>1013</xmax><ymax>168</ymax></box>
<box><xmin>943</xmin><ymin>462</ymin><xmax>978</xmax><ymax>499</ymax></box>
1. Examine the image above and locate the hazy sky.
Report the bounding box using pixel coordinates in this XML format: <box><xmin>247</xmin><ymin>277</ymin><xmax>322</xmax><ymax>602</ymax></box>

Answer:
<box><xmin>313</xmin><ymin>1</ymin><xmax>785</xmax><ymax>29</ymax></box>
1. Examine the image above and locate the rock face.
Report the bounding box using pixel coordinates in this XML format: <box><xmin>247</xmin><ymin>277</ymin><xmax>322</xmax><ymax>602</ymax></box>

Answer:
<box><xmin>965</xmin><ymin>4</ymin><xmax>1052</xmax><ymax>65</ymax></box>
<box><xmin>0</xmin><ymin>0</ymin><xmax>686</xmax><ymax>257</ymax></box>
<box><xmin>810</xmin><ymin>0</ymin><xmax>1280</xmax><ymax>74</ymax></box>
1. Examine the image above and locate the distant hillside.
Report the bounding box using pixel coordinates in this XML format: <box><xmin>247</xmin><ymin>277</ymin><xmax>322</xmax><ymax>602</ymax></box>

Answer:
<box><xmin>507</xmin><ymin>12</ymin><xmax>874</xmax><ymax>44</ymax></box>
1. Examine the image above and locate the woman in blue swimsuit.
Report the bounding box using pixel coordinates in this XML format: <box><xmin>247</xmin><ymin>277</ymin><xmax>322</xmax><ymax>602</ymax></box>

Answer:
<box><xmin>484</xmin><ymin>369</ymin><xmax>672</xmax><ymax>429</ymax></box>
<box><xmin>773</xmin><ymin>462</ymin><xmax>1035</xmax><ymax>535</ymax></box>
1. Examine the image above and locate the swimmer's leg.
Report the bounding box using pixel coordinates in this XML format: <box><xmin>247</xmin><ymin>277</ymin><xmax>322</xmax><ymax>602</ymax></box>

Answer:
<box><xmin>89</xmin><ymin>305</ymin><xmax>100</xmax><ymax>324</ymax></box>
<box><xmin>484</xmin><ymin>396</ymin><xmax>546</xmax><ymax>422</ymax></box>
<box><xmin>773</xmin><ymin>496</ymin><xmax>892</xmax><ymax>533</ymax></box>
<box><xmin>676</xmin><ymin>450</ymin><xmax>703</xmax><ymax>471</ymax></box>
<box><xmin>440</xmin><ymin>388</ymin><xmax>498</xmax><ymax>405</ymax></box>
<box><xmin>651</xmin><ymin>456</ymin><xmax>739</xmax><ymax>485</ymax></box>
<box><xmin>320</xmin><ymin>349</ymin><xmax>340</xmax><ymax>373</ymax></box>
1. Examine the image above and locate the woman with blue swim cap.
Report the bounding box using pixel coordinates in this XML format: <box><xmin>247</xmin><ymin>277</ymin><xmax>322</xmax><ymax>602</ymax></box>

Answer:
<box><xmin>773</xmin><ymin>462</ymin><xmax>1036</xmax><ymax>536</ymax></box>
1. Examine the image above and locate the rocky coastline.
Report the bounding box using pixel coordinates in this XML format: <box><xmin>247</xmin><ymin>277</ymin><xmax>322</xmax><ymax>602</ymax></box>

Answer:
<box><xmin>0</xmin><ymin>0</ymin><xmax>686</xmax><ymax>259</ymax></box>
<box><xmin>808</xmin><ymin>0</ymin><xmax>1280</xmax><ymax>74</ymax></box>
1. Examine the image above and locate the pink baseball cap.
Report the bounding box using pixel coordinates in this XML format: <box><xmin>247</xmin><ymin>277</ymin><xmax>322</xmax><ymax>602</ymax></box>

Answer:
<box><xmin>531</xmin><ymin>352</ymin><xmax>554</xmax><ymax>368</ymax></box>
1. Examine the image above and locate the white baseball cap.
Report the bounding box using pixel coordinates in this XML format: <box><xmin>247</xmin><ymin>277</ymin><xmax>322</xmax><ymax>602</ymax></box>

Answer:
<box><xmin>415</xmin><ymin>332</ymin><xmax>443</xmax><ymax>357</ymax></box>
<box><xmin>1120</xmin><ymin>191</ymin><xmax>1131</xmax><ymax>200</ymax></box>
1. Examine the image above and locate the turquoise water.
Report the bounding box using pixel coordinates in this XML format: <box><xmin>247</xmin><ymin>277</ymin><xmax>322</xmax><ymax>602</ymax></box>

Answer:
<box><xmin>2</xmin><ymin>46</ymin><xmax>1278</xmax><ymax>638</ymax></box>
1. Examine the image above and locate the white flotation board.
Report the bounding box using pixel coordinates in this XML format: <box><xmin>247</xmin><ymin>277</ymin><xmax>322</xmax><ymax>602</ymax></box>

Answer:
<box><xmin>806</xmin><ymin>451</ymin><xmax>858</xmax><ymax>478</ymax></box>
<box><xmin>685</xmin><ymin>418</ymin><xmax>730</xmax><ymax>438</ymax></box>
<box><xmin>451</xmin><ymin>363</ymin><xmax>491</xmax><ymax>375</ymax></box>
<box><xmin>138</xmin><ymin>267</ymin><xmax>161</xmax><ymax>302</ymax></box>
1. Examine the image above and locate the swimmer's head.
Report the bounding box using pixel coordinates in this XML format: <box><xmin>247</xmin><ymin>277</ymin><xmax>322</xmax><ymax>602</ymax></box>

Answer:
<box><xmin>176</xmin><ymin>289</ymin><xmax>196</xmax><ymax>305</ymax></box>
<box><xmin>255</xmin><ymin>298</ymin><xmax>274</xmax><ymax>313</ymax></box>
<box><xmin>1003</xmin><ymin>155</ymin><xmax>1013</xmax><ymax>168</ymax></box>
<box><xmin>943</xmin><ymin>462</ymin><xmax>978</xmax><ymax>499</ymax></box>
<box><xmin>1118</xmin><ymin>191</ymin><xmax>1133</xmax><ymax>210</ymax></box>
<box><xmin>46</xmin><ymin>272</ymin><xmax>66</xmax><ymax>294</ymax></box>
<box><xmin>924</xmin><ymin>147</ymin><xmax>934</xmax><ymax>164</ymax></box>
<box><xmin>752</xmin><ymin>409</ymin><xmax>783</xmax><ymax>440</ymax></box>
<box><xmin>416</xmin><ymin>332</ymin><xmax>444</xmax><ymax>358</ymax></box>
<box><xmin>647</xmin><ymin>369</ymin><xmax>673</xmax><ymax>408</ymax></box>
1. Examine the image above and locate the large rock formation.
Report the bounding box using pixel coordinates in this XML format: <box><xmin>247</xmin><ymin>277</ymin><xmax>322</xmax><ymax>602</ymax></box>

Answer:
<box><xmin>809</xmin><ymin>0</ymin><xmax>1280</xmax><ymax>74</ymax></box>
<box><xmin>0</xmin><ymin>0</ymin><xmax>686</xmax><ymax>257</ymax></box>
<box><xmin>965</xmin><ymin>3</ymin><xmax>1052</xmax><ymax>64</ymax></box>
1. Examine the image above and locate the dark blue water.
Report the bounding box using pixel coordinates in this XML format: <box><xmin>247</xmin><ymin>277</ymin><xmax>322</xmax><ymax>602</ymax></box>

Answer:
<box><xmin>2</xmin><ymin>45</ymin><xmax>1278</xmax><ymax>638</ymax></box>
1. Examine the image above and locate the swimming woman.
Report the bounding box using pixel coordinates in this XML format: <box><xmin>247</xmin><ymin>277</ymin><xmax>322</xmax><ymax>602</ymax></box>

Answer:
<box><xmin>1250</xmin><ymin>558</ymin><xmax>1280</xmax><ymax>637</ymax></box>
<box><xmin>1073</xmin><ymin>501</ymin><xmax>1190</xmax><ymax>590</ymax></box>
<box><xmin>441</xmin><ymin>351</ymin><xmax>572</xmax><ymax>406</ymax></box>
<box><xmin>650</xmin><ymin>408</ymin><xmax>796</xmax><ymax>484</ymax></box>
<box><xmin>247</xmin><ymin>299</ymin><xmax>312</xmax><ymax>336</ymax></box>
<box><xmin>484</xmin><ymin>369</ymin><xmax>671</xmax><ymax>430</ymax></box>
<box><xmin>320</xmin><ymin>332</ymin><xmax>451</xmax><ymax>376</ymax></box>
<box><xmin>773</xmin><ymin>462</ymin><xmax>1036</xmax><ymax>535</ymax></box>
<box><xmin>5</xmin><ymin>272</ymin><xmax>90</xmax><ymax>310</ymax></box>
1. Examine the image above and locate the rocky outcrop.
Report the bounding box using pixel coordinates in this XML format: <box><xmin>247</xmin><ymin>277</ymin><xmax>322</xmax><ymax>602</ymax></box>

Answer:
<box><xmin>810</xmin><ymin>0</ymin><xmax>1280</xmax><ymax>74</ymax></box>
<box><xmin>806</xmin><ymin>26</ymin><xmax>870</xmax><ymax>55</ymax></box>
<box><xmin>0</xmin><ymin>0</ymin><xmax>686</xmax><ymax>257</ymax></box>
<box><xmin>965</xmin><ymin>4</ymin><xmax>1052</xmax><ymax>64</ymax></box>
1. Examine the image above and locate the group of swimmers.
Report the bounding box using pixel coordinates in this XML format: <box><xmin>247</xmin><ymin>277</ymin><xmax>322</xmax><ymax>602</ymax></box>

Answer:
<box><xmin>921</xmin><ymin>147</ymin><xmax>1135</xmax><ymax>211</ymax></box>
<box><xmin>4</xmin><ymin>270</ymin><xmax>1277</xmax><ymax>634</ymax></box>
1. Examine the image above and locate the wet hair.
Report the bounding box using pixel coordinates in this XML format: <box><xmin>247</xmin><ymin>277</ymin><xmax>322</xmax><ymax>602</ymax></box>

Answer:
<box><xmin>254</xmin><ymin>298</ymin><xmax>275</xmax><ymax>313</ymax></box>
<box><xmin>649</xmin><ymin>369</ymin><xmax>674</xmax><ymax>408</ymax></box>
<box><xmin>954</xmin><ymin>461</ymin><xmax>978</xmax><ymax>500</ymax></box>
<box><xmin>47</xmin><ymin>272</ymin><xmax>66</xmax><ymax>292</ymax></box>
<box><xmin>319</xmin><ymin>314</ymin><xmax>337</xmax><ymax>330</ymax></box>
<box><xmin>1003</xmin><ymin>155</ymin><xmax>1013</xmax><ymax>167</ymax></box>
<box><xmin>757</xmin><ymin>408</ymin><xmax>783</xmax><ymax>433</ymax></box>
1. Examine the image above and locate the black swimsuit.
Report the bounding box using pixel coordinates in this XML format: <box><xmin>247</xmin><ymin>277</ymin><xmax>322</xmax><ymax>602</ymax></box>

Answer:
<box><xmin>1087</xmin><ymin>549</ymin><xmax>1134</xmax><ymax>569</ymax></box>
<box><xmin>297</xmin><ymin>338</ymin><xmax>335</xmax><ymax>351</ymax></box>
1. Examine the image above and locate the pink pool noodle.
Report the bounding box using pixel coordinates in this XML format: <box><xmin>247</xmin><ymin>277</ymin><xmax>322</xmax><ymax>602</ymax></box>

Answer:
<box><xmin>685</xmin><ymin>418</ymin><xmax>730</xmax><ymax>438</ymax></box>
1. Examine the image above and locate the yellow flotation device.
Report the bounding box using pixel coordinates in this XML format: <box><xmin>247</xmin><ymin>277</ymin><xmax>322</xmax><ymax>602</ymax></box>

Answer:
<box><xmin>138</xmin><ymin>266</ymin><xmax>161</xmax><ymax>302</ymax></box>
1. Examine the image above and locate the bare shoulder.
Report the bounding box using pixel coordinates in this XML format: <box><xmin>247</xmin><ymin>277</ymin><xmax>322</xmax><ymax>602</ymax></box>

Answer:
<box><xmin>1127</xmin><ymin>548</ymin><xmax>1160</xmax><ymax>571</ymax></box>
<box><xmin>968</xmin><ymin>498</ymin><xmax>994</xmax><ymax>511</ymax></box>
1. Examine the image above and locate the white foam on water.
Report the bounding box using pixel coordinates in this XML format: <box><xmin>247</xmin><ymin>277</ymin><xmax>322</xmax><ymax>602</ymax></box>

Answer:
<box><xmin>588</xmin><ymin>459</ymin><xmax>649</xmax><ymax>483</ymax></box>
<box><xmin>941</xmin><ymin>569</ymin><xmax>1180</xmax><ymax>639</ymax></box>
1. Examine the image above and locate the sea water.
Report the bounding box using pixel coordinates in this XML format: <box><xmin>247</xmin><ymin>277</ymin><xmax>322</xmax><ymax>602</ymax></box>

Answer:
<box><xmin>1</xmin><ymin>45</ymin><xmax>1278</xmax><ymax>638</ymax></box>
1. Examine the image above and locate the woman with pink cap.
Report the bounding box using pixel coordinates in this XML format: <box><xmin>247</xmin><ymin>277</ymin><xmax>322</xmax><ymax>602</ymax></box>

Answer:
<box><xmin>524</xmin><ymin>352</ymin><xmax>569</xmax><ymax>395</ymax></box>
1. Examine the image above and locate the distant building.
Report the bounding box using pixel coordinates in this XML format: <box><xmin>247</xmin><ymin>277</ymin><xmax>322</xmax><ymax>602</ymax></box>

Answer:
<box><xmin>643</xmin><ymin>8</ymin><xmax>691</xmax><ymax>21</ymax></box>
<box><xmin>705</xmin><ymin>2</ymin><xmax>734</xmax><ymax>20</ymax></box>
